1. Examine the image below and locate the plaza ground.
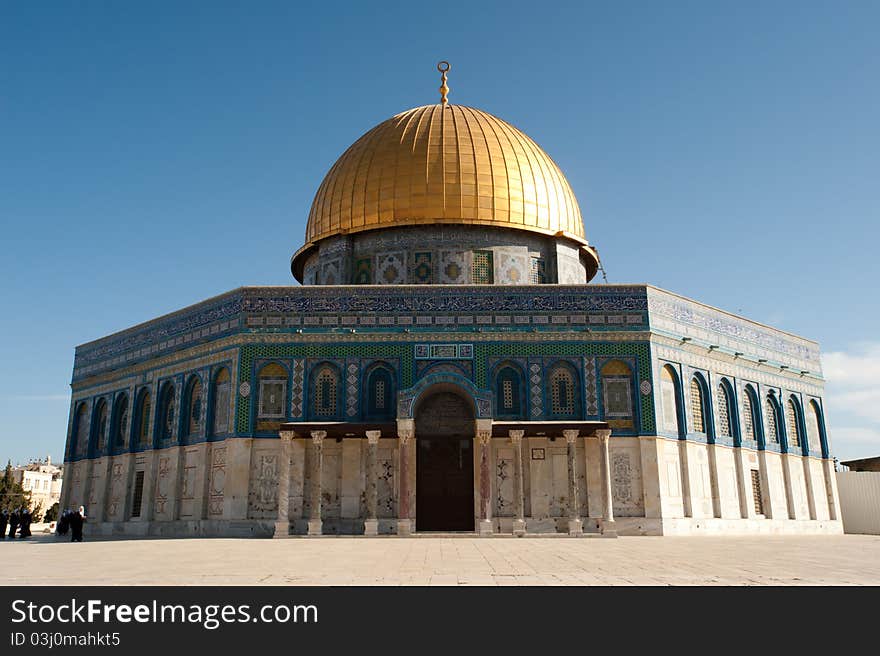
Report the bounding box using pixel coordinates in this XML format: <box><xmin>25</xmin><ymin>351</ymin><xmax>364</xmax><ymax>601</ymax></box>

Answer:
<box><xmin>1</xmin><ymin>533</ymin><xmax>879</xmax><ymax>585</ymax></box>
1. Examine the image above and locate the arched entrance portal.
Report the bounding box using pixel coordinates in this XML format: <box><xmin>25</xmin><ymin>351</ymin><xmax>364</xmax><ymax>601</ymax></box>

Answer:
<box><xmin>415</xmin><ymin>390</ymin><xmax>475</xmax><ymax>531</ymax></box>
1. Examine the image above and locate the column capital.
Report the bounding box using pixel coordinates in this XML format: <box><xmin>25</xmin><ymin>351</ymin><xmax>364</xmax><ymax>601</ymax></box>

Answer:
<box><xmin>508</xmin><ymin>429</ymin><xmax>525</xmax><ymax>444</ymax></box>
<box><xmin>595</xmin><ymin>428</ymin><xmax>612</xmax><ymax>442</ymax></box>
<box><xmin>279</xmin><ymin>430</ymin><xmax>296</xmax><ymax>442</ymax></box>
<box><xmin>310</xmin><ymin>430</ymin><xmax>327</xmax><ymax>444</ymax></box>
<box><xmin>562</xmin><ymin>429</ymin><xmax>580</xmax><ymax>444</ymax></box>
<box><xmin>365</xmin><ymin>430</ymin><xmax>381</xmax><ymax>445</ymax></box>
<box><xmin>476</xmin><ymin>430</ymin><xmax>492</xmax><ymax>446</ymax></box>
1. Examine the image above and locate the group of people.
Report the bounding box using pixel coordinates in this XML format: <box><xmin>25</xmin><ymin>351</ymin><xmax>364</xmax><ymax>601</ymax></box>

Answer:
<box><xmin>0</xmin><ymin>506</ymin><xmax>87</xmax><ymax>542</ymax></box>
<box><xmin>0</xmin><ymin>507</ymin><xmax>33</xmax><ymax>539</ymax></box>
<box><xmin>55</xmin><ymin>507</ymin><xmax>86</xmax><ymax>542</ymax></box>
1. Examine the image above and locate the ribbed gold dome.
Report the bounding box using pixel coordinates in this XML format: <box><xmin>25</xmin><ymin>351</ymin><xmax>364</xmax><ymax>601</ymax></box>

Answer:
<box><xmin>302</xmin><ymin>104</ymin><xmax>586</xmax><ymax>246</ymax></box>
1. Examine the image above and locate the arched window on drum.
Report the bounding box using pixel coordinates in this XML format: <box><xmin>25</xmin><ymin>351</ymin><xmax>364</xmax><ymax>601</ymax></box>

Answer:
<box><xmin>495</xmin><ymin>364</ymin><xmax>524</xmax><ymax>419</ymax></box>
<box><xmin>600</xmin><ymin>360</ymin><xmax>634</xmax><ymax>430</ymax></box>
<box><xmin>548</xmin><ymin>363</ymin><xmax>580</xmax><ymax>418</ymax></box>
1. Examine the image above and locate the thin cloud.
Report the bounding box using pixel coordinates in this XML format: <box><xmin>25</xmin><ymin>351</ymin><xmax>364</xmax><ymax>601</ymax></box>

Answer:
<box><xmin>822</xmin><ymin>341</ymin><xmax>880</xmax><ymax>459</ymax></box>
<box><xmin>7</xmin><ymin>394</ymin><xmax>70</xmax><ymax>402</ymax></box>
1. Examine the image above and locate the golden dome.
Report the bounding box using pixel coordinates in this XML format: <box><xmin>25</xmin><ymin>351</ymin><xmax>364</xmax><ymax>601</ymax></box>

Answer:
<box><xmin>300</xmin><ymin>103</ymin><xmax>587</xmax><ymax>249</ymax></box>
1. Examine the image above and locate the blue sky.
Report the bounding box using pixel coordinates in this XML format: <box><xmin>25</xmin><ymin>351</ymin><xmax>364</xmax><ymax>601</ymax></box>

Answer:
<box><xmin>1</xmin><ymin>1</ymin><xmax>878</xmax><ymax>465</ymax></box>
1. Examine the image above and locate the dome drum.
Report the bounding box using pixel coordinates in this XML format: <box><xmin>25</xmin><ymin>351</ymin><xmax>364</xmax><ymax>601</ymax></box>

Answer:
<box><xmin>293</xmin><ymin>225</ymin><xmax>598</xmax><ymax>285</ymax></box>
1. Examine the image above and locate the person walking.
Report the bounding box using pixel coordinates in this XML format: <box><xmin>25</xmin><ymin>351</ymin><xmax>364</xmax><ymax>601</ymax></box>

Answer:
<box><xmin>56</xmin><ymin>509</ymin><xmax>69</xmax><ymax>536</ymax></box>
<box><xmin>0</xmin><ymin>509</ymin><xmax>7</xmax><ymax>539</ymax></box>
<box><xmin>19</xmin><ymin>508</ymin><xmax>31</xmax><ymax>538</ymax></box>
<box><xmin>8</xmin><ymin>509</ymin><xmax>19</xmax><ymax>539</ymax></box>
<box><xmin>70</xmin><ymin>506</ymin><xmax>85</xmax><ymax>542</ymax></box>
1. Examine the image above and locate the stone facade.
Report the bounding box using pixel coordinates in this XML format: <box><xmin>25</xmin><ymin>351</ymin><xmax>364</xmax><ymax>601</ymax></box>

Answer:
<box><xmin>60</xmin><ymin>284</ymin><xmax>842</xmax><ymax>537</ymax></box>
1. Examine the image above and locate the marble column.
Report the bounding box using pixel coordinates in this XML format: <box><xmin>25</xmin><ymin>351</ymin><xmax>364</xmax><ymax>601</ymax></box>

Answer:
<box><xmin>273</xmin><ymin>430</ymin><xmax>295</xmax><ymax>538</ymax></box>
<box><xmin>707</xmin><ymin>443</ymin><xmax>722</xmax><ymax>519</ymax></box>
<box><xmin>364</xmin><ymin>430</ymin><xmax>381</xmax><ymax>536</ymax></box>
<box><xmin>477</xmin><ymin>425</ymin><xmax>493</xmax><ymax>535</ymax></box>
<box><xmin>509</xmin><ymin>430</ymin><xmax>526</xmax><ymax>536</ymax></box>
<box><xmin>822</xmin><ymin>458</ymin><xmax>839</xmax><ymax>521</ymax></box>
<box><xmin>564</xmin><ymin>429</ymin><xmax>583</xmax><ymax>535</ymax></box>
<box><xmin>307</xmin><ymin>430</ymin><xmax>326</xmax><ymax>536</ymax></box>
<box><xmin>397</xmin><ymin>423</ymin><xmax>414</xmax><ymax>536</ymax></box>
<box><xmin>596</xmin><ymin>429</ymin><xmax>617</xmax><ymax>537</ymax></box>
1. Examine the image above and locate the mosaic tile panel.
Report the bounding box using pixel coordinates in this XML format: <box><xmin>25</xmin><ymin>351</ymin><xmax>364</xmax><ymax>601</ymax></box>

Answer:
<box><xmin>352</xmin><ymin>258</ymin><xmax>372</xmax><ymax>284</ymax></box>
<box><xmin>411</xmin><ymin>251</ymin><xmax>433</xmax><ymax>284</ymax></box>
<box><xmin>438</xmin><ymin>251</ymin><xmax>468</xmax><ymax>283</ymax></box>
<box><xmin>290</xmin><ymin>359</ymin><xmax>304</xmax><ymax>418</ymax></box>
<box><xmin>376</xmin><ymin>252</ymin><xmax>406</xmax><ymax>284</ymax></box>
<box><xmin>584</xmin><ymin>356</ymin><xmax>598</xmax><ymax>416</ymax></box>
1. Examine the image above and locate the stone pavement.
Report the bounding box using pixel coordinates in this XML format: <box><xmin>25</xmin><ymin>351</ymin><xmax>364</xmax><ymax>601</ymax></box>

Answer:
<box><xmin>1</xmin><ymin>534</ymin><xmax>878</xmax><ymax>585</ymax></box>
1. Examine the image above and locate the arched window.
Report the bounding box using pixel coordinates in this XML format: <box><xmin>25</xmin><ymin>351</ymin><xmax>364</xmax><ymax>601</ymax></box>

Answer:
<box><xmin>495</xmin><ymin>365</ymin><xmax>523</xmax><ymax>418</ymax></box>
<box><xmin>807</xmin><ymin>400</ymin><xmax>823</xmax><ymax>454</ymax></box>
<box><xmin>660</xmin><ymin>365</ymin><xmax>682</xmax><ymax>435</ymax></box>
<box><xmin>742</xmin><ymin>385</ymin><xmax>759</xmax><ymax>443</ymax></box>
<box><xmin>313</xmin><ymin>364</ymin><xmax>340</xmax><ymax>418</ymax></box>
<box><xmin>135</xmin><ymin>390</ymin><xmax>151</xmax><ymax>446</ymax></box>
<box><xmin>787</xmin><ymin>398</ymin><xmax>802</xmax><ymax>450</ymax></box>
<box><xmin>601</xmin><ymin>360</ymin><xmax>633</xmax><ymax>420</ymax></box>
<box><xmin>716</xmin><ymin>383</ymin><xmax>732</xmax><ymax>438</ymax></box>
<box><xmin>111</xmin><ymin>393</ymin><xmax>129</xmax><ymax>449</ymax></box>
<box><xmin>689</xmin><ymin>378</ymin><xmax>706</xmax><ymax>434</ymax></box>
<box><xmin>548</xmin><ymin>364</ymin><xmax>579</xmax><ymax>417</ymax></box>
<box><xmin>157</xmin><ymin>382</ymin><xmax>176</xmax><ymax>443</ymax></box>
<box><xmin>183</xmin><ymin>376</ymin><xmax>203</xmax><ymax>442</ymax></box>
<box><xmin>92</xmin><ymin>398</ymin><xmax>108</xmax><ymax>455</ymax></box>
<box><xmin>72</xmin><ymin>403</ymin><xmax>89</xmax><ymax>457</ymax></box>
<box><xmin>257</xmin><ymin>363</ymin><xmax>287</xmax><ymax>419</ymax></box>
<box><xmin>211</xmin><ymin>368</ymin><xmax>231</xmax><ymax>436</ymax></box>
<box><xmin>765</xmin><ymin>395</ymin><xmax>780</xmax><ymax>444</ymax></box>
<box><xmin>366</xmin><ymin>366</ymin><xmax>395</xmax><ymax>420</ymax></box>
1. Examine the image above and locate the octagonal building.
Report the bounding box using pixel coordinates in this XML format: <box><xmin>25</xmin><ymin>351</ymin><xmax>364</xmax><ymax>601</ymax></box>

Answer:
<box><xmin>59</xmin><ymin>70</ymin><xmax>842</xmax><ymax>537</ymax></box>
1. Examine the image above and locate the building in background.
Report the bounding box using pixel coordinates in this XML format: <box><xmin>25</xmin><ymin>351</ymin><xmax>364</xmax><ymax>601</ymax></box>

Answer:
<box><xmin>837</xmin><ymin>457</ymin><xmax>880</xmax><ymax>535</ymax></box>
<box><xmin>13</xmin><ymin>456</ymin><xmax>63</xmax><ymax>513</ymax></box>
<box><xmin>59</xmin><ymin>65</ymin><xmax>842</xmax><ymax>538</ymax></box>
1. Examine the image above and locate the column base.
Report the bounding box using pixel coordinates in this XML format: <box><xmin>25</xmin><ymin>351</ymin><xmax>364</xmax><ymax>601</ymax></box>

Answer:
<box><xmin>363</xmin><ymin>519</ymin><xmax>378</xmax><ymax>536</ymax></box>
<box><xmin>568</xmin><ymin>518</ymin><xmax>583</xmax><ymax>536</ymax></box>
<box><xmin>273</xmin><ymin>521</ymin><xmax>290</xmax><ymax>538</ymax></box>
<box><xmin>396</xmin><ymin>519</ymin><xmax>412</xmax><ymax>536</ymax></box>
<box><xmin>512</xmin><ymin>518</ymin><xmax>526</xmax><ymax>537</ymax></box>
<box><xmin>600</xmin><ymin>519</ymin><xmax>618</xmax><ymax>538</ymax></box>
<box><xmin>479</xmin><ymin>519</ymin><xmax>493</xmax><ymax>536</ymax></box>
<box><xmin>307</xmin><ymin>519</ymin><xmax>323</xmax><ymax>536</ymax></box>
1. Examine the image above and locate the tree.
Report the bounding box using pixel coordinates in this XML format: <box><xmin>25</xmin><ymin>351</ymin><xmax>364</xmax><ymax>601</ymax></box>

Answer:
<box><xmin>0</xmin><ymin>460</ymin><xmax>32</xmax><ymax>512</ymax></box>
<box><xmin>31</xmin><ymin>500</ymin><xmax>45</xmax><ymax>523</ymax></box>
<box><xmin>43</xmin><ymin>502</ymin><xmax>59</xmax><ymax>523</ymax></box>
